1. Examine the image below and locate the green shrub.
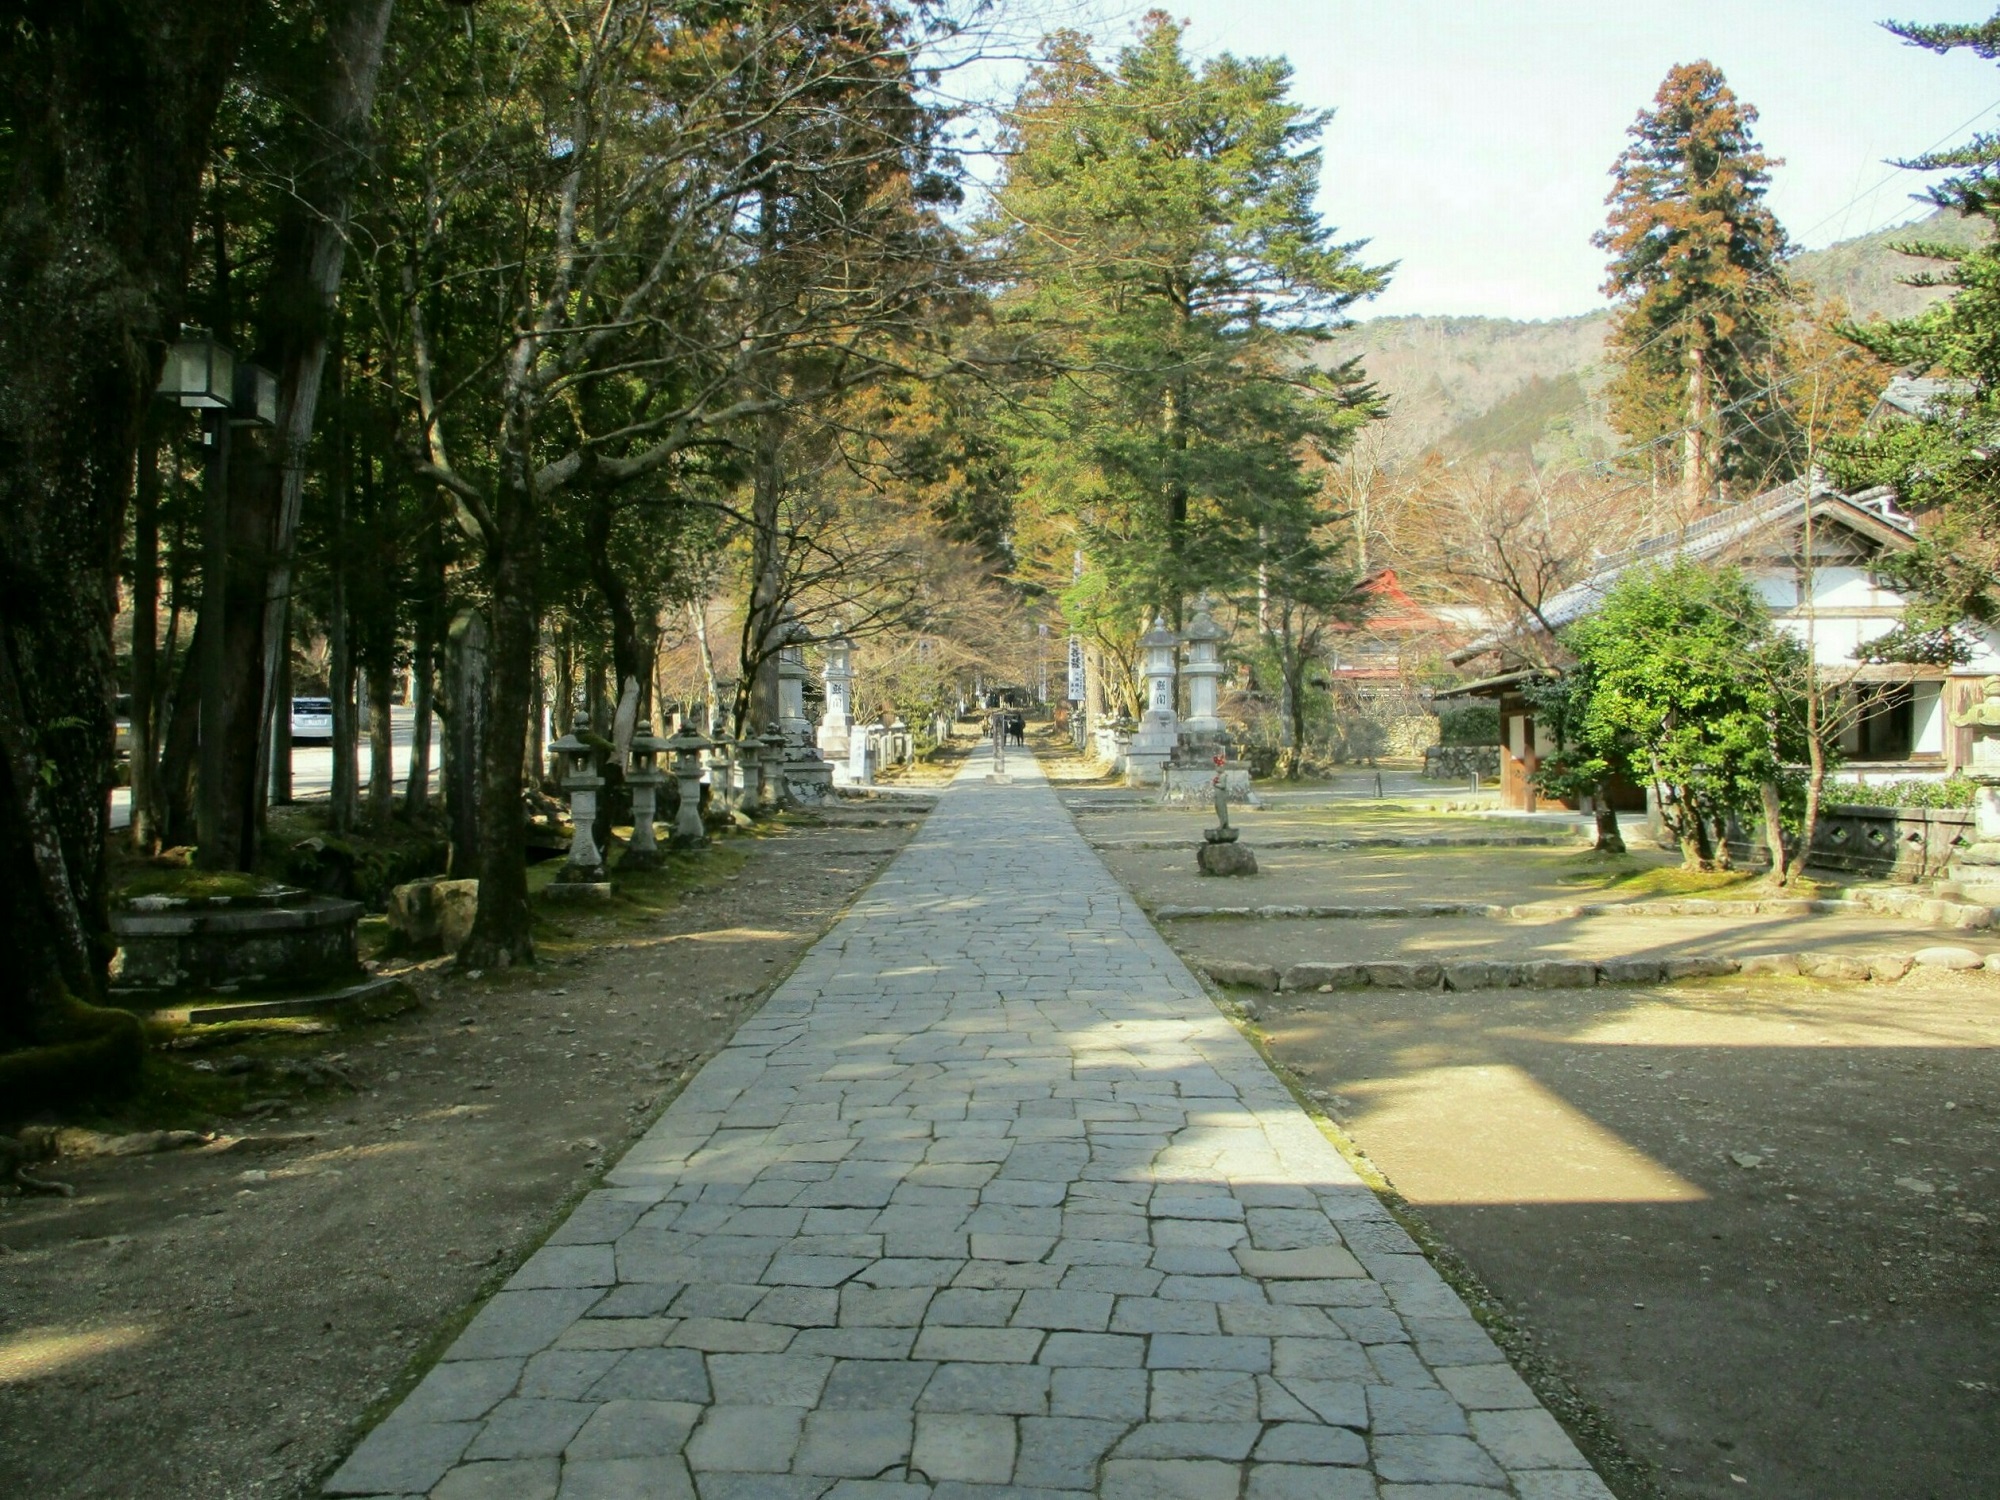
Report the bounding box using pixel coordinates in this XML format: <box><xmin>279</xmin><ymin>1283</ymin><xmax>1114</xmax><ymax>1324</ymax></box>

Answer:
<box><xmin>1437</xmin><ymin>704</ymin><xmax>1500</xmax><ymax>746</ymax></box>
<box><xmin>1830</xmin><ymin>774</ymin><xmax>1978</xmax><ymax>810</ymax></box>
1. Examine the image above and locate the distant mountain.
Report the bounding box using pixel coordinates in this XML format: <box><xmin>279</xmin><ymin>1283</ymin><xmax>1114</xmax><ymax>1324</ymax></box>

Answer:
<box><xmin>1322</xmin><ymin>208</ymin><xmax>1991</xmax><ymax>467</ymax></box>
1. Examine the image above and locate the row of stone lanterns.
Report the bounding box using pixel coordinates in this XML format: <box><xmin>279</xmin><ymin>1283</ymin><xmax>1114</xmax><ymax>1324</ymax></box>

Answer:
<box><xmin>545</xmin><ymin>702</ymin><xmax>816</xmax><ymax>892</ymax></box>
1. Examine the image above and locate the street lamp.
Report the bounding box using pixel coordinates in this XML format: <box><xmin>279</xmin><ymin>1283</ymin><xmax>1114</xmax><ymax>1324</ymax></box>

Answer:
<box><xmin>157</xmin><ymin>327</ymin><xmax>279</xmax><ymax>869</ymax></box>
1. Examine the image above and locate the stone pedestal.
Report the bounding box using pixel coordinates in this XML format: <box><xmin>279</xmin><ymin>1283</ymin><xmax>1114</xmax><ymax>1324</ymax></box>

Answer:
<box><xmin>1197</xmin><ymin>834</ymin><xmax>1258</xmax><ymax>877</ymax></box>
<box><xmin>1126</xmin><ymin>708</ymin><xmax>1178</xmax><ymax>787</ymax></box>
<box><xmin>819</xmin><ymin>636</ymin><xmax>853</xmax><ymax>760</ymax></box>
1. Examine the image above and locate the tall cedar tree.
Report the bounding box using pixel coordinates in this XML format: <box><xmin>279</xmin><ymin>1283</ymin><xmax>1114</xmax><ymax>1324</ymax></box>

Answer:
<box><xmin>1597</xmin><ymin>62</ymin><xmax>1798</xmax><ymax>509</ymax></box>
<box><xmin>1834</xmin><ymin>14</ymin><xmax>2000</xmax><ymax>626</ymax></box>
<box><xmin>992</xmin><ymin>13</ymin><xmax>1385</xmax><ymax>649</ymax></box>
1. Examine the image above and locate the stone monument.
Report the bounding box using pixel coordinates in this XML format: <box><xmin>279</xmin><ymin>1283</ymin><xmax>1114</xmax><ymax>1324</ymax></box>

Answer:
<box><xmin>1126</xmin><ymin>616</ymin><xmax>1180</xmax><ymax>786</ymax></box>
<box><xmin>818</xmin><ymin>633</ymin><xmax>854</xmax><ymax>760</ymax></box>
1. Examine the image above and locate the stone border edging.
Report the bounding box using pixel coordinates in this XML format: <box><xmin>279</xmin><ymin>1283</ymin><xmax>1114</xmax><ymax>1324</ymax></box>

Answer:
<box><xmin>1153</xmin><ymin>890</ymin><xmax>1997</xmax><ymax>931</ymax></box>
<box><xmin>1199</xmin><ymin>944</ymin><xmax>1999</xmax><ymax>994</ymax></box>
<box><xmin>1095</xmin><ymin>832</ymin><xmax>1585</xmax><ymax>852</ymax></box>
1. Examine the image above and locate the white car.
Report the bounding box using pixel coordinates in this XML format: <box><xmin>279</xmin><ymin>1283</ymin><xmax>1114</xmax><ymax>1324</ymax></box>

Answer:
<box><xmin>290</xmin><ymin>696</ymin><xmax>334</xmax><ymax>743</ymax></box>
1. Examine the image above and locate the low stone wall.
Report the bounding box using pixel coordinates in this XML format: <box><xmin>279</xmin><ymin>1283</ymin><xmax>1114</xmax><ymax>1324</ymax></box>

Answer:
<box><xmin>1725</xmin><ymin>803</ymin><xmax>1974</xmax><ymax>882</ymax></box>
<box><xmin>1152</xmin><ymin>890</ymin><xmax>1997</xmax><ymax>931</ymax></box>
<box><xmin>1199</xmin><ymin>943</ymin><xmax>1995</xmax><ymax>995</ymax></box>
<box><xmin>1423</xmin><ymin>744</ymin><xmax>1502</xmax><ymax>781</ymax></box>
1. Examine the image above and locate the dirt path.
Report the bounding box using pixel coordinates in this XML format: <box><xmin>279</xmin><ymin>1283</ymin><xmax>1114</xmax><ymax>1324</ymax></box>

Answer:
<box><xmin>0</xmin><ymin>803</ymin><xmax>930</xmax><ymax>1500</ymax></box>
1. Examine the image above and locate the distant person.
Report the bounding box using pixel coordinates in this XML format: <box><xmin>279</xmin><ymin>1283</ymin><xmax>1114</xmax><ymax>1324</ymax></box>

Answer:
<box><xmin>1008</xmin><ymin>713</ymin><xmax>1025</xmax><ymax>747</ymax></box>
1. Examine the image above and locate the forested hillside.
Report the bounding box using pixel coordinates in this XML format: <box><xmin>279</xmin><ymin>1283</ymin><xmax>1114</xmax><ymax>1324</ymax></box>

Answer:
<box><xmin>1327</xmin><ymin>208</ymin><xmax>1990</xmax><ymax>465</ymax></box>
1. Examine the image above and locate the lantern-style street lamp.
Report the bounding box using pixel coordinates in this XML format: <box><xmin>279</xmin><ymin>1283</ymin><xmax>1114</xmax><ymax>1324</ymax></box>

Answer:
<box><xmin>1139</xmin><ymin>616</ymin><xmax>1179</xmax><ymax>719</ymax></box>
<box><xmin>621</xmin><ymin>719</ymin><xmax>669</xmax><ymax>870</ymax></box>
<box><xmin>157</xmin><ymin>327</ymin><xmax>280</xmax><ymax>869</ymax></box>
<box><xmin>548</xmin><ymin>713</ymin><xmax>608</xmax><ymax>882</ymax></box>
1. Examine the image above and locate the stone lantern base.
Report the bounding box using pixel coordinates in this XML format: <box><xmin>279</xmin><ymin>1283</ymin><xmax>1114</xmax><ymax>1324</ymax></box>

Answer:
<box><xmin>1947</xmin><ymin>773</ymin><xmax>2000</xmax><ymax>901</ymax></box>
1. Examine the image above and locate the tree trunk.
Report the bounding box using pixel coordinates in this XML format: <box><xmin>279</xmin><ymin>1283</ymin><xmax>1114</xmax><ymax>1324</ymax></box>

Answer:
<box><xmin>366</xmin><ymin>659</ymin><xmax>394</xmax><ymax>828</ymax></box>
<box><xmin>1592</xmin><ymin>801</ymin><xmax>1625</xmax><ymax>854</ymax></box>
<box><xmin>742</xmin><ymin>411</ymin><xmax>789</xmax><ymax>737</ymax></box>
<box><xmin>269</xmin><ymin>612</ymin><xmax>293</xmax><ymax>806</ymax></box>
<box><xmin>1787</xmin><ymin>737</ymin><xmax>1826</xmax><ymax>885</ymax></box>
<box><xmin>227</xmin><ymin>0</ymin><xmax>398</xmax><ymax>868</ymax></box>
<box><xmin>442</xmin><ymin>608</ymin><xmax>487</xmax><ymax>877</ymax></box>
<box><xmin>328</xmin><ymin>522</ymin><xmax>357</xmax><ymax>834</ymax></box>
<box><xmin>1759</xmin><ymin>779</ymin><xmax>1787</xmax><ymax>881</ymax></box>
<box><xmin>1684</xmin><ymin>344</ymin><xmax>1710</xmax><ymax>515</ymax></box>
<box><xmin>1282</xmin><ymin>644</ymin><xmax>1307</xmax><ymax>780</ymax></box>
<box><xmin>689</xmin><ymin>599</ymin><xmax>720</xmax><ymax>735</ymax></box>
<box><xmin>405</xmin><ymin>622</ymin><xmax>433</xmax><ymax>815</ymax></box>
<box><xmin>0</xmin><ymin>0</ymin><xmax>245</xmax><ymax>1092</ymax></box>
<box><xmin>130</xmin><ymin>419</ymin><xmax>164</xmax><ymax>852</ymax></box>
<box><xmin>461</xmin><ymin>523</ymin><xmax>537</xmax><ymax>969</ymax></box>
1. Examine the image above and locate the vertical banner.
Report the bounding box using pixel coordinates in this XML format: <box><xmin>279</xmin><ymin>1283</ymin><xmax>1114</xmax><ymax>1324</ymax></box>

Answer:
<box><xmin>1067</xmin><ymin>636</ymin><xmax>1086</xmax><ymax>701</ymax></box>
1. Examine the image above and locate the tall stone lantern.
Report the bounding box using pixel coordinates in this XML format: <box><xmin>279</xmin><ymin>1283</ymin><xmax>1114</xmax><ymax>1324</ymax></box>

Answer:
<box><xmin>620</xmin><ymin>719</ymin><xmax>669</xmax><ymax>870</ymax></box>
<box><xmin>662</xmin><ymin>725</ymin><xmax>712</xmax><ymax>849</ymax></box>
<box><xmin>548</xmin><ymin>714</ymin><xmax>608</xmax><ymax>883</ymax></box>
<box><xmin>776</xmin><ymin>620</ymin><xmax>812</xmax><ymax>743</ymax></box>
<box><xmin>818</xmin><ymin>632</ymin><xmax>854</xmax><ymax>759</ymax></box>
<box><xmin>1127</xmin><ymin>616</ymin><xmax>1181</xmax><ymax>785</ymax></box>
<box><xmin>1180</xmin><ymin>597</ymin><xmax>1227</xmax><ymax>739</ymax></box>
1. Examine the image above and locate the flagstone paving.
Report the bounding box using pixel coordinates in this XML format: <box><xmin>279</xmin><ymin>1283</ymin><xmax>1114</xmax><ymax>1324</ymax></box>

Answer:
<box><xmin>327</xmin><ymin>749</ymin><xmax>1612</xmax><ymax>1499</ymax></box>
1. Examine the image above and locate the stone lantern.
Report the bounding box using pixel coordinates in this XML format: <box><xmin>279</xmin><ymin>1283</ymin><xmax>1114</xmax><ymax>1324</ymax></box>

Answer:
<box><xmin>1127</xmin><ymin>616</ymin><xmax>1181</xmax><ymax>785</ymax></box>
<box><xmin>818</xmin><ymin>632</ymin><xmax>854</xmax><ymax>759</ymax></box>
<box><xmin>777</xmin><ymin>619</ymin><xmax>811</xmax><ymax>743</ymax></box>
<box><xmin>1180</xmin><ymin>597</ymin><xmax>1227</xmax><ymax>739</ymax></box>
<box><xmin>757</xmin><ymin>724</ymin><xmax>788</xmax><ymax>814</ymax></box>
<box><xmin>662</xmin><ymin>725</ymin><xmax>712</xmax><ymax>848</ymax></box>
<box><xmin>548</xmin><ymin>714</ymin><xmax>608</xmax><ymax>883</ymax></box>
<box><xmin>620</xmin><ymin>719</ymin><xmax>669</xmax><ymax>870</ymax></box>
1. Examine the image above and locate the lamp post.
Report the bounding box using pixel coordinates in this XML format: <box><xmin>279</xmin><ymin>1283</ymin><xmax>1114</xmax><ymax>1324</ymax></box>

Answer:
<box><xmin>156</xmin><ymin>328</ymin><xmax>277</xmax><ymax>868</ymax></box>
<box><xmin>621</xmin><ymin>719</ymin><xmax>669</xmax><ymax>870</ymax></box>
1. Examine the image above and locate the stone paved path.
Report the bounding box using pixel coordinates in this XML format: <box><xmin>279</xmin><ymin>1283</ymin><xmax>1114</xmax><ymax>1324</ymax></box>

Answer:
<box><xmin>328</xmin><ymin>751</ymin><xmax>1613</xmax><ymax>1500</ymax></box>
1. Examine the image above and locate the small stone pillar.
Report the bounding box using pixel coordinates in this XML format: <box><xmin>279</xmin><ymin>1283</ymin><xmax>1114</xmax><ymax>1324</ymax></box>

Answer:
<box><xmin>620</xmin><ymin>719</ymin><xmax>669</xmax><ymax>870</ymax></box>
<box><xmin>548</xmin><ymin>714</ymin><xmax>610</xmax><ymax>888</ymax></box>
<box><xmin>1180</xmin><ymin>598</ymin><xmax>1226</xmax><ymax>738</ymax></box>
<box><xmin>663</xmin><ymin>726</ymin><xmax>711</xmax><ymax>849</ymax></box>
<box><xmin>848</xmin><ymin>722</ymin><xmax>875</xmax><ymax>786</ymax></box>
<box><xmin>818</xmin><ymin>634</ymin><xmax>854</xmax><ymax>760</ymax></box>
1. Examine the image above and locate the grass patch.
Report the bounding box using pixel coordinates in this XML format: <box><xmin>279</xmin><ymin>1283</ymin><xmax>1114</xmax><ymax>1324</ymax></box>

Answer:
<box><xmin>1556</xmin><ymin>858</ymin><xmax>1830</xmax><ymax>901</ymax></box>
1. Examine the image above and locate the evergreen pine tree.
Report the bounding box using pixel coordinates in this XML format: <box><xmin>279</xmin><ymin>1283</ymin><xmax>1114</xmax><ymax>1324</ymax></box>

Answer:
<box><xmin>1596</xmin><ymin>61</ymin><xmax>1797</xmax><ymax>507</ymax></box>
<box><xmin>1833</xmin><ymin>15</ymin><xmax>2000</xmax><ymax>625</ymax></box>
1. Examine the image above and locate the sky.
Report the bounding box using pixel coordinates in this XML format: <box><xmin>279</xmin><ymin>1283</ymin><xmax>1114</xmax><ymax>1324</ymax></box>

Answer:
<box><xmin>969</xmin><ymin>1</ymin><xmax>2000</xmax><ymax>322</ymax></box>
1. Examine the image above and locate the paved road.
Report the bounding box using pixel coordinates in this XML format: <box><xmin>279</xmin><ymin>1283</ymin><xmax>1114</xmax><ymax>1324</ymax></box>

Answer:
<box><xmin>328</xmin><ymin>748</ymin><xmax>1609</xmax><ymax>1499</ymax></box>
<box><xmin>109</xmin><ymin>707</ymin><xmax>441</xmax><ymax>831</ymax></box>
